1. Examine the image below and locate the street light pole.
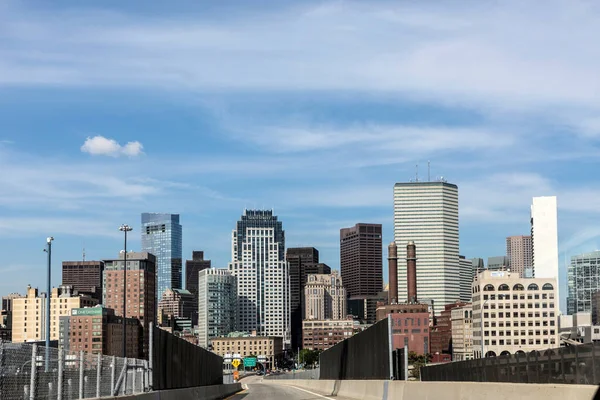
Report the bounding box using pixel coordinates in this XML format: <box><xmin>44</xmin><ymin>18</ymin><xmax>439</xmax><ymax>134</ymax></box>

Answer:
<box><xmin>45</xmin><ymin>237</ymin><xmax>54</xmax><ymax>372</ymax></box>
<box><xmin>119</xmin><ymin>224</ymin><xmax>132</xmax><ymax>357</ymax></box>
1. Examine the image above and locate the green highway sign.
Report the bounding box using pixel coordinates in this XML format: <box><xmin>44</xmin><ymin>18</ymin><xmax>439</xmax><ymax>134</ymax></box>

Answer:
<box><xmin>244</xmin><ymin>357</ymin><xmax>257</xmax><ymax>367</ymax></box>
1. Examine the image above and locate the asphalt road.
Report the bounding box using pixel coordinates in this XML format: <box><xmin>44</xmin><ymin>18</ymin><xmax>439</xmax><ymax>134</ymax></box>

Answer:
<box><xmin>227</xmin><ymin>376</ymin><xmax>347</xmax><ymax>400</ymax></box>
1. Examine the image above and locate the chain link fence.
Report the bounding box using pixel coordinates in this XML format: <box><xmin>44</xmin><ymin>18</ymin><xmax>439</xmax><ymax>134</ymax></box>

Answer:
<box><xmin>0</xmin><ymin>340</ymin><xmax>150</xmax><ymax>400</ymax></box>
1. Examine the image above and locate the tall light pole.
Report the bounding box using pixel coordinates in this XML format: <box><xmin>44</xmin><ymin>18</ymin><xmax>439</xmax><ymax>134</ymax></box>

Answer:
<box><xmin>44</xmin><ymin>237</ymin><xmax>54</xmax><ymax>372</ymax></box>
<box><xmin>119</xmin><ymin>224</ymin><xmax>132</xmax><ymax>357</ymax></box>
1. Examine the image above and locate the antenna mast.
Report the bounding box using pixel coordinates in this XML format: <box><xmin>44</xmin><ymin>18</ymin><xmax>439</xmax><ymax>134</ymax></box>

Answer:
<box><xmin>415</xmin><ymin>164</ymin><xmax>419</xmax><ymax>182</ymax></box>
<box><xmin>428</xmin><ymin>161</ymin><xmax>431</xmax><ymax>182</ymax></box>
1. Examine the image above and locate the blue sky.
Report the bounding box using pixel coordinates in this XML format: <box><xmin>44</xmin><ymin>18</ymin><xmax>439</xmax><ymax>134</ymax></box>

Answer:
<box><xmin>1</xmin><ymin>0</ymin><xmax>600</xmax><ymax>313</ymax></box>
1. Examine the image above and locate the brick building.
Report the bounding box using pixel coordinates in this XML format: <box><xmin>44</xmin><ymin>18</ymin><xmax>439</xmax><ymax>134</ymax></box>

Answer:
<box><xmin>302</xmin><ymin>319</ymin><xmax>358</xmax><ymax>351</ymax></box>
<box><xmin>66</xmin><ymin>307</ymin><xmax>140</xmax><ymax>357</ymax></box>
<box><xmin>62</xmin><ymin>261</ymin><xmax>104</xmax><ymax>302</ymax></box>
<box><xmin>430</xmin><ymin>301</ymin><xmax>470</xmax><ymax>355</ymax></box>
<box><xmin>103</xmin><ymin>251</ymin><xmax>156</xmax><ymax>359</ymax></box>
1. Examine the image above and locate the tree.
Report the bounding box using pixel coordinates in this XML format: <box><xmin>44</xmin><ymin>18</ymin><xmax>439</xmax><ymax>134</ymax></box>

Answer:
<box><xmin>408</xmin><ymin>352</ymin><xmax>432</xmax><ymax>379</ymax></box>
<box><xmin>299</xmin><ymin>349</ymin><xmax>321</xmax><ymax>368</ymax></box>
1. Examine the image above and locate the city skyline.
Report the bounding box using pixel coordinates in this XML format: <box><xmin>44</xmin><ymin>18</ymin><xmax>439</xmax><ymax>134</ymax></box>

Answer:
<box><xmin>2</xmin><ymin>1</ymin><xmax>600</xmax><ymax>317</ymax></box>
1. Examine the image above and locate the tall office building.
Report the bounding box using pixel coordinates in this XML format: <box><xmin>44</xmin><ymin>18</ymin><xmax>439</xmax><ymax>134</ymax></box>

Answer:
<box><xmin>393</xmin><ymin>181</ymin><xmax>460</xmax><ymax>313</ymax></box>
<box><xmin>157</xmin><ymin>288</ymin><xmax>196</xmax><ymax>322</ymax></box>
<box><xmin>530</xmin><ymin>197</ymin><xmax>559</xmax><ymax>279</ymax></box>
<box><xmin>286</xmin><ymin>247</ymin><xmax>332</xmax><ymax>349</ymax></box>
<box><xmin>197</xmin><ymin>268</ymin><xmax>237</xmax><ymax>348</ymax></box>
<box><xmin>184</xmin><ymin>251</ymin><xmax>211</xmax><ymax>326</ymax></box>
<box><xmin>340</xmin><ymin>223</ymin><xmax>383</xmax><ymax>297</ymax></box>
<box><xmin>304</xmin><ymin>272</ymin><xmax>347</xmax><ymax>320</ymax></box>
<box><xmin>506</xmin><ymin>235</ymin><xmax>533</xmax><ymax>278</ymax></box>
<box><xmin>459</xmin><ymin>256</ymin><xmax>473</xmax><ymax>302</ymax></box>
<box><xmin>228</xmin><ymin>210</ymin><xmax>290</xmax><ymax>342</ymax></box>
<box><xmin>567</xmin><ymin>251</ymin><xmax>600</xmax><ymax>315</ymax></box>
<box><xmin>141</xmin><ymin>213</ymin><xmax>183</xmax><ymax>301</ymax></box>
<box><xmin>103</xmin><ymin>252</ymin><xmax>156</xmax><ymax>358</ymax></box>
<box><xmin>62</xmin><ymin>261</ymin><xmax>104</xmax><ymax>301</ymax></box>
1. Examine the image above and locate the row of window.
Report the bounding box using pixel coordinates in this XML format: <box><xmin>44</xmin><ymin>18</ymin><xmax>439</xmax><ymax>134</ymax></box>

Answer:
<box><xmin>480</xmin><ymin>283</ymin><xmax>554</xmax><ymax>292</ymax></box>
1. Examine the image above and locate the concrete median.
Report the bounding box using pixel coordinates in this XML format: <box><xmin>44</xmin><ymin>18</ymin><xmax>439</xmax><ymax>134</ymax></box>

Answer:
<box><xmin>266</xmin><ymin>379</ymin><xmax>598</xmax><ymax>400</ymax></box>
<box><xmin>93</xmin><ymin>383</ymin><xmax>243</xmax><ymax>400</ymax></box>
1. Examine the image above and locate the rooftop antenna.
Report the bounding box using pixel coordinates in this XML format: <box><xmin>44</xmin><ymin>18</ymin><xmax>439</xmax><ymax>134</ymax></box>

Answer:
<box><xmin>428</xmin><ymin>161</ymin><xmax>431</xmax><ymax>182</ymax></box>
<box><xmin>82</xmin><ymin>246</ymin><xmax>86</xmax><ymax>262</ymax></box>
<box><xmin>415</xmin><ymin>164</ymin><xmax>419</xmax><ymax>182</ymax></box>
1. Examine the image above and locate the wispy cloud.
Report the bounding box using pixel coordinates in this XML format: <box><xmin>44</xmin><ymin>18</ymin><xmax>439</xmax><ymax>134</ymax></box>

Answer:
<box><xmin>81</xmin><ymin>135</ymin><xmax>144</xmax><ymax>157</ymax></box>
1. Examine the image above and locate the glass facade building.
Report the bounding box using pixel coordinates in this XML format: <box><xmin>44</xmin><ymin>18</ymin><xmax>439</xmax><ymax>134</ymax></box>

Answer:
<box><xmin>197</xmin><ymin>268</ymin><xmax>237</xmax><ymax>349</ymax></box>
<box><xmin>567</xmin><ymin>251</ymin><xmax>600</xmax><ymax>315</ymax></box>
<box><xmin>141</xmin><ymin>213</ymin><xmax>183</xmax><ymax>302</ymax></box>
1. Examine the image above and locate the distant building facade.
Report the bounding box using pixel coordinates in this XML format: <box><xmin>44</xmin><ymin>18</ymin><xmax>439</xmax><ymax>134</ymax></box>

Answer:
<box><xmin>211</xmin><ymin>334</ymin><xmax>283</xmax><ymax>369</ymax></box>
<box><xmin>393</xmin><ymin>181</ymin><xmax>461</xmax><ymax>314</ymax></box>
<box><xmin>459</xmin><ymin>256</ymin><xmax>473</xmax><ymax>302</ymax></box>
<box><xmin>184</xmin><ymin>251</ymin><xmax>211</xmax><ymax>325</ymax></box>
<box><xmin>340</xmin><ymin>223</ymin><xmax>383</xmax><ymax>297</ymax></box>
<box><xmin>506</xmin><ymin>236</ymin><xmax>533</xmax><ymax>278</ymax></box>
<box><xmin>530</xmin><ymin>196</ymin><xmax>559</xmax><ymax>280</ymax></box>
<box><xmin>158</xmin><ymin>288</ymin><xmax>195</xmax><ymax>327</ymax></box>
<box><xmin>567</xmin><ymin>251</ymin><xmax>600</xmax><ymax>315</ymax></box>
<box><xmin>487</xmin><ymin>256</ymin><xmax>510</xmax><ymax>272</ymax></box>
<box><xmin>472</xmin><ymin>270</ymin><xmax>558</xmax><ymax>358</ymax></box>
<box><xmin>67</xmin><ymin>307</ymin><xmax>139</xmax><ymax>357</ymax></box>
<box><xmin>430</xmin><ymin>301</ymin><xmax>470</xmax><ymax>355</ymax></box>
<box><xmin>286</xmin><ymin>247</ymin><xmax>325</xmax><ymax>350</ymax></box>
<box><xmin>141</xmin><ymin>213</ymin><xmax>183</xmax><ymax>301</ymax></box>
<box><xmin>304</xmin><ymin>272</ymin><xmax>347</xmax><ymax>321</ymax></box>
<box><xmin>451</xmin><ymin>304</ymin><xmax>473</xmax><ymax>361</ymax></box>
<box><xmin>348</xmin><ymin>291</ymin><xmax>388</xmax><ymax>324</ymax></box>
<box><xmin>11</xmin><ymin>285</ymin><xmax>97</xmax><ymax>343</ymax></box>
<box><xmin>229</xmin><ymin>210</ymin><xmax>290</xmax><ymax>342</ymax></box>
<box><xmin>1</xmin><ymin>293</ymin><xmax>23</xmax><ymax>330</ymax></box>
<box><xmin>197</xmin><ymin>268</ymin><xmax>237</xmax><ymax>348</ymax></box>
<box><xmin>62</xmin><ymin>261</ymin><xmax>104</xmax><ymax>302</ymax></box>
<box><xmin>103</xmin><ymin>251</ymin><xmax>156</xmax><ymax>359</ymax></box>
<box><xmin>302</xmin><ymin>319</ymin><xmax>358</xmax><ymax>351</ymax></box>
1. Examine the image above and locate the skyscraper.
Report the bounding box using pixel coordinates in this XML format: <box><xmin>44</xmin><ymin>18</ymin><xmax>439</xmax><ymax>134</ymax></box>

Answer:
<box><xmin>141</xmin><ymin>213</ymin><xmax>182</xmax><ymax>301</ymax></box>
<box><xmin>567</xmin><ymin>251</ymin><xmax>600</xmax><ymax>315</ymax></box>
<box><xmin>393</xmin><ymin>181</ymin><xmax>460</xmax><ymax>313</ymax></box>
<box><xmin>185</xmin><ymin>251</ymin><xmax>211</xmax><ymax>326</ymax></box>
<box><xmin>62</xmin><ymin>261</ymin><xmax>104</xmax><ymax>302</ymax></box>
<box><xmin>459</xmin><ymin>256</ymin><xmax>473</xmax><ymax>302</ymax></box>
<box><xmin>530</xmin><ymin>197</ymin><xmax>559</xmax><ymax>279</ymax></box>
<box><xmin>304</xmin><ymin>272</ymin><xmax>347</xmax><ymax>320</ymax></box>
<box><xmin>197</xmin><ymin>268</ymin><xmax>237</xmax><ymax>348</ymax></box>
<box><xmin>286</xmin><ymin>247</ymin><xmax>331</xmax><ymax>349</ymax></box>
<box><xmin>340</xmin><ymin>223</ymin><xmax>383</xmax><ymax>297</ymax></box>
<box><xmin>229</xmin><ymin>210</ymin><xmax>290</xmax><ymax>342</ymax></box>
<box><xmin>103</xmin><ymin>251</ymin><xmax>156</xmax><ymax>358</ymax></box>
<box><xmin>506</xmin><ymin>235</ymin><xmax>533</xmax><ymax>278</ymax></box>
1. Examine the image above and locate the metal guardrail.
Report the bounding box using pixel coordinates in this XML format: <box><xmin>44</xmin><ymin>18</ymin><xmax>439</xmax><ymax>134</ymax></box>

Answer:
<box><xmin>0</xmin><ymin>340</ymin><xmax>150</xmax><ymax>400</ymax></box>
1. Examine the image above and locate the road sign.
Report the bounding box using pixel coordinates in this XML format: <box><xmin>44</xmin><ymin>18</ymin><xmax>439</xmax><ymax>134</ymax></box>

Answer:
<box><xmin>244</xmin><ymin>357</ymin><xmax>257</xmax><ymax>367</ymax></box>
<box><xmin>231</xmin><ymin>359</ymin><xmax>241</xmax><ymax>368</ymax></box>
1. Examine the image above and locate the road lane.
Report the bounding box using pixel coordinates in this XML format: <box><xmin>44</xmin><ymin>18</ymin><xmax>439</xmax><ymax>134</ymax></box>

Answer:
<box><xmin>226</xmin><ymin>378</ymin><xmax>347</xmax><ymax>400</ymax></box>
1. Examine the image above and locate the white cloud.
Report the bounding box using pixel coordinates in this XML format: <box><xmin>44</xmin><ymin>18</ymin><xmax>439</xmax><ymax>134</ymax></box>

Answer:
<box><xmin>81</xmin><ymin>135</ymin><xmax>144</xmax><ymax>157</ymax></box>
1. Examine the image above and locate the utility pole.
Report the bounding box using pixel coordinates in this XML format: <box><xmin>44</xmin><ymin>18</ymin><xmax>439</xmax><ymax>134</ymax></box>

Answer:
<box><xmin>119</xmin><ymin>225</ymin><xmax>132</xmax><ymax>357</ymax></box>
<box><xmin>44</xmin><ymin>237</ymin><xmax>54</xmax><ymax>372</ymax></box>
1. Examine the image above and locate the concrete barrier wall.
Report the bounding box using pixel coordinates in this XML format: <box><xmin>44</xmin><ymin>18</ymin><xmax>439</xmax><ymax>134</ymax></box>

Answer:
<box><xmin>93</xmin><ymin>383</ymin><xmax>242</xmax><ymax>400</ymax></box>
<box><xmin>268</xmin><ymin>379</ymin><xmax>598</xmax><ymax>400</ymax></box>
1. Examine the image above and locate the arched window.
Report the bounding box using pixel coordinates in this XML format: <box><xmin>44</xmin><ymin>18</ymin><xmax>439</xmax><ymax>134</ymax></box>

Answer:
<box><xmin>500</xmin><ymin>350</ymin><xmax>511</xmax><ymax>356</ymax></box>
<box><xmin>513</xmin><ymin>284</ymin><xmax>525</xmax><ymax>291</ymax></box>
<box><xmin>542</xmin><ymin>283</ymin><xmax>554</xmax><ymax>290</ymax></box>
<box><xmin>483</xmin><ymin>284</ymin><xmax>495</xmax><ymax>292</ymax></box>
<box><xmin>498</xmin><ymin>284</ymin><xmax>510</xmax><ymax>291</ymax></box>
<box><xmin>527</xmin><ymin>283</ymin><xmax>539</xmax><ymax>291</ymax></box>
<box><xmin>465</xmin><ymin>311</ymin><xmax>469</xmax><ymax>318</ymax></box>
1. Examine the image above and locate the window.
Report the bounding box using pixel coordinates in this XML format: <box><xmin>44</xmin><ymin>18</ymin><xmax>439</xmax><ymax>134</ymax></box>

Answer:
<box><xmin>527</xmin><ymin>283</ymin><xmax>539</xmax><ymax>290</ymax></box>
<box><xmin>513</xmin><ymin>284</ymin><xmax>524</xmax><ymax>291</ymax></box>
<box><xmin>542</xmin><ymin>283</ymin><xmax>554</xmax><ymax>290</ymax></box>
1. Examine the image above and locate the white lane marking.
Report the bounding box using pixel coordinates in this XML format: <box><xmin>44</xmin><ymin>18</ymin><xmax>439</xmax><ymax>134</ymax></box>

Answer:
<box><xmin>290</xmin><ymin>385</ymin><xmax>336</xmax><ymax>400</ymax></box>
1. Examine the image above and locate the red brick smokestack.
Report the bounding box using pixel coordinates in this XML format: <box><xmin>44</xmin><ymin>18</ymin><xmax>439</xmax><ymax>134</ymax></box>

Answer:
<box><xmin>388</xmin><ymin>242</ymin><xmax>398</xmax><ymax>304</ymax></box>
<box><xmin>407</xmin><ymin>241</ymin><xmax>417</xmax><ymax>303</ymax></box>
